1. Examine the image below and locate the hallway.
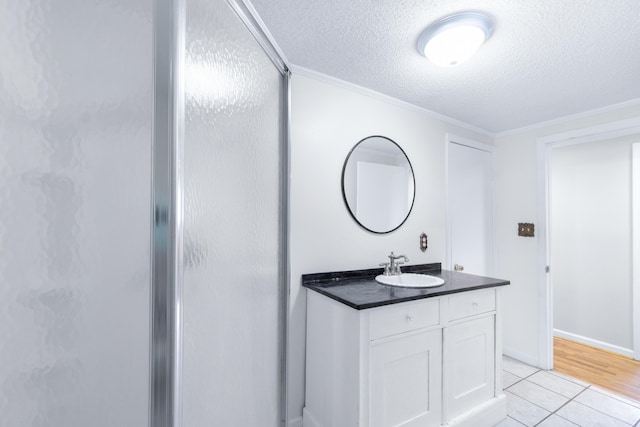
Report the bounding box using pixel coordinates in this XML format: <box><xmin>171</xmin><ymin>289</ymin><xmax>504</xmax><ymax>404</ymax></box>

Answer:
<box><xmin>554</xmin><ymin>337</ymin><xmax>640</xmax><ymax>402</ymax></box>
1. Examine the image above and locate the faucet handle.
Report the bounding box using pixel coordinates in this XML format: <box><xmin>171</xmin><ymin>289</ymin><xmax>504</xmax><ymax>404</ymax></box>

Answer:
<box><xmin>395</xmin><ymin>261</ymin><xmax>405</xmax><ymax>275</ymax></box>
<box><xmin>379</xmin><ymin>262</ymin><xmax>391</xmax><ymax>276</ymax></box>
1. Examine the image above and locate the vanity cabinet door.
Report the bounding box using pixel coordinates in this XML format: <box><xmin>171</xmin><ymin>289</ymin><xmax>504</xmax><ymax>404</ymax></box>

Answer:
<box><xmin>370</xmin><ymin>329</ymin><xmax>442</xmax><ymax>427</ymax></box>
<box><xmin>443</xmin><ymin>315</ymin><xmax>495</xmax><ymax>420</ymax></box>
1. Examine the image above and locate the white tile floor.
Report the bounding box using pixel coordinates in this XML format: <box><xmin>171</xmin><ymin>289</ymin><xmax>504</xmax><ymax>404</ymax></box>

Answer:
<box><xmin>496</xmin><ymin>356</ymin><xmax>640</xmax><ymax>427</ymax></box>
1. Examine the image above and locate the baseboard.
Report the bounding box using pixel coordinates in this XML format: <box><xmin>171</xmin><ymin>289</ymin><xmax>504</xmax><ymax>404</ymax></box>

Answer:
<box><xmin>554</xmin><ymin>329</ymin><xmax>634</xmax><ymax>358</ymax></box>
<box><xmin>288</xmin><ymin>415</ymin><xmax>303</xmax><ymax>427</ymax></box>
<box><xmin>444</xmin><ymin>394</ymin><xmax>507</xmax><ymax>427</ymax></box>
<box><xmin>502</xmin><ymin>346</ymin><xmax>541</xmax><ymax>368</ymax></box>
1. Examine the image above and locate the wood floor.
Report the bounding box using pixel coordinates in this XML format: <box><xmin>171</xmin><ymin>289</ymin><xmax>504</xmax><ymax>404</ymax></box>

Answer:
<box><xmin>553</xmin><ymin>336</ymin><xmax>640</xmax><ymax>402</ymax></box>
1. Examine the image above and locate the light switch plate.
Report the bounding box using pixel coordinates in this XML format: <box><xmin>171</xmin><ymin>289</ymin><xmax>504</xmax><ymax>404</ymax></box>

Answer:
<box><xmin>420</xmin><ymin>232</ymin><xmax>428</xmax><ymax>252</ymax></box>
<box><xmin>518</xmin><ymin>223</ymin><xmax>535</xmax><ymax>237</ymax></box>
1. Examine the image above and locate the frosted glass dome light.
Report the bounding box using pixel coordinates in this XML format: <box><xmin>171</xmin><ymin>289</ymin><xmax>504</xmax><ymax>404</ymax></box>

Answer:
<box><xmin>417</xmin><ymin>12</ymin><xmax>493</xmax><ymax>67</ymax></box>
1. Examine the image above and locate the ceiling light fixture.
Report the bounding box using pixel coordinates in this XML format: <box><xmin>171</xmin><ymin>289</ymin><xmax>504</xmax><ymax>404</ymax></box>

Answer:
<box><xmin>417</xmin><ymin>12</ymin><xmax>493</xmax><ymax>67</ymax></box>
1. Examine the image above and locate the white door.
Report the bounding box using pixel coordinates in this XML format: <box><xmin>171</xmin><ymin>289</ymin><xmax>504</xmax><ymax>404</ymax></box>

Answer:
<box><xmin>370</xmin><ymin>329</ymin><xmax>442</xmax><ymax>427</ymax></box>
<box><xmin>448</xmin><ymin>139</ymin><xmax>494</xmax><ymax>276</ymax></box>
<box><xmin>357</xmin><ymin>161</ymin><xmax>409</xmax><ymax>231</ymax></box>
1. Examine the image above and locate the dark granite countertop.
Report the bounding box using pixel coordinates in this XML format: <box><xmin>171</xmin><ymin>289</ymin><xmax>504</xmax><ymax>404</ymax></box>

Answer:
<box><xmin>302</xmin><ymin>263</ymin><xmax>510</xmax><ymax>310</ymax></box>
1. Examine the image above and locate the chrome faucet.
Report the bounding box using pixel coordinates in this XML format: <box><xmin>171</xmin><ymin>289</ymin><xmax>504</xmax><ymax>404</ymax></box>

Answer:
<box><xmin>379</xmin><ymin>251</ymin><xmax>409</xmax><ymax>276</ymax></box>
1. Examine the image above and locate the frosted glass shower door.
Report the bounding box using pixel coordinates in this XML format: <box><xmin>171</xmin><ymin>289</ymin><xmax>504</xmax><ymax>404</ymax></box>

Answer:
<box><xmin>0</xmin><ymin>0</ymin><xmax>152</xmax><ymax>426</ymax></box>
<box><xmin>182</xmin><ymin>0</ymin><xmax>285</xmax><ymax>425</ymax></box>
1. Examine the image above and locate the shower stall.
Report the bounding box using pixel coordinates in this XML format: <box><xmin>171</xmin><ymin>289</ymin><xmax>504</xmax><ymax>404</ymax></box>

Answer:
<box><xmin>0</xmin><ymin>0</ymin><xmax>288</xmax><ymax>425</ymax></box>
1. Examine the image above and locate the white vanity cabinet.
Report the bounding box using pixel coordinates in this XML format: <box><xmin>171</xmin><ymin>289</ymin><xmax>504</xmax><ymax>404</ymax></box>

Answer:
<box><xmin>370</xmin><ymin>328</ymin><xmax>442</xmax><ymax>427</ymax></box>
<box><xmin>444</xmin><ymin>291</ymin><xmax>498</xmax><ymax>422</ymax></box>
<box><xmin>303</xmin><ymin>287</ymin><xmax>506</xmax><ymax>427</ymax></box>
<box><xmin>369</xmin><ymin>298</ymin><xmax>443</xmax><ymax>427</ymax></box>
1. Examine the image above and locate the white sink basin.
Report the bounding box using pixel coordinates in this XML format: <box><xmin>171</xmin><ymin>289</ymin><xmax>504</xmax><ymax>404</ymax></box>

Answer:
<box><xmin>375</xmin><ymin>273</ymin><xmax>445</xmax><ymax>288</ymax></box>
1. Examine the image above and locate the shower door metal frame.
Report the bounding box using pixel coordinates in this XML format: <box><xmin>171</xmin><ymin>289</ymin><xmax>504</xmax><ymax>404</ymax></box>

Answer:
<box><xmin>151</xmin><ymin>0</ymin><xmax>185</xmax><ymax>426</ymax></box>
<box><xmin>150</xmin><ymin>0</ymin><xmax>290</xmax><ymax>425</ymax></box>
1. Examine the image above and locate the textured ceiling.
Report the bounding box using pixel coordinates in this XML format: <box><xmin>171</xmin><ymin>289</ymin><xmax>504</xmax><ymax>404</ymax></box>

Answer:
<box><xmin>249</xmin><ymin>0</ymin><xmax>640</xmax><ymax>134</ymax></box>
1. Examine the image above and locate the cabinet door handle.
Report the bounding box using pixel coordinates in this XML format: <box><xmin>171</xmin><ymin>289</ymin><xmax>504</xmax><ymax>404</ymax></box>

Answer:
<box><xmin>472</xmin><ymin>302</ymin><xmax>479</xmax><ymax>308</ymax></box>
<box><xmin>406</xmin><ymin>314</ymin><xmax>414</xmax><ymax>322</ymax></box>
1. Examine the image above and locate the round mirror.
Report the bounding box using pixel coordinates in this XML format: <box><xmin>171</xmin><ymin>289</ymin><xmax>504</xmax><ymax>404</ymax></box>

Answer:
<box><xmin>341</xmin><ymin>136</ymin><xmax>416</xmax><ymax>233</ymax></box>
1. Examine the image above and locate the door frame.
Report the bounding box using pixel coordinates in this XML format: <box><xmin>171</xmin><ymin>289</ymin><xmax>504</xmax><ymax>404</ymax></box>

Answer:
<box><xmin>536</xmin><ymin>117</ymin><xmax>640</xmax><ymax>369</ymax></box>
<box><xmin>633</xmin><ymin>142</ymin><xmax>640</xmax><ymax>361</ymax></box>
<box><xmin>445</xmin><ymin>134</ymin><xmax>496</xmax><ymax>275</ymax></box>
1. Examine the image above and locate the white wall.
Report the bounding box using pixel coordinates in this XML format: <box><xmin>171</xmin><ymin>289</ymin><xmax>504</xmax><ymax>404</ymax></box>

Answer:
<box><xmin>288</xmin><ymin>73</ymin><xmax>492</xmax><ymax>424</ymax></box>
<box><xmin>495</xmin><ymin>102</ymin><xmax>640</xmax><ymax>366</ymax></box>
<box><xmin>550</xmin><ymin>136</ymin><xmax>635</xmax><ymax>352</ymax></box>
<box><xmin>289</xmin><ymin>71</ymin><xmax>640</xmax><ymax>420</ymax></box>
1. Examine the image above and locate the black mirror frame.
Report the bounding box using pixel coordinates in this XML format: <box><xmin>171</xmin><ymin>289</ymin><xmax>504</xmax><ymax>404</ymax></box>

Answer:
<box><xmin>341</xmin><ymin>135</ymin><xmax>416</xmax><ymax>234</ymax></box>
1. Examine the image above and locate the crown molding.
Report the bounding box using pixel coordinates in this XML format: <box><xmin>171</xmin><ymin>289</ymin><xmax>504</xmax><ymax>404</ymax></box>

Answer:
<box><xmin>496</xmin><ymin>98</ymin><xmax>640</xmax><ymax>138</ymax></box>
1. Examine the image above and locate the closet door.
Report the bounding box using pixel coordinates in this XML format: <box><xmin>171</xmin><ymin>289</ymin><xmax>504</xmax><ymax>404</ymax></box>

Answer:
<box><xmin>448</xmin><ymin>140</ymin><xmax>494</xmax><ymax>276</ymax></box>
